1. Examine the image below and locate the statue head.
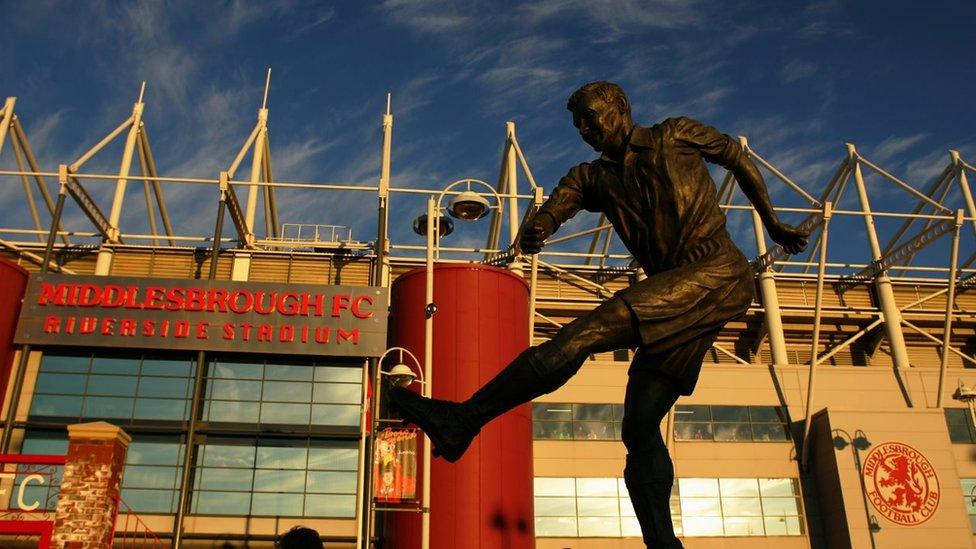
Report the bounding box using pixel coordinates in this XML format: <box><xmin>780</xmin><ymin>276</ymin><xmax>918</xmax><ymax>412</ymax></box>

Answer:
<box><xmin>567</xmin><ymin>81</ymin><xmax>633</xmax><ymax>156</ymax></box>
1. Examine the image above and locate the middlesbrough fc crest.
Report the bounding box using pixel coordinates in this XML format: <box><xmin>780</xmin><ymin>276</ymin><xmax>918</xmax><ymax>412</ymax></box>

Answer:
<box><xmin>861</xmin><ymin>441</ymin><xmax>940</xmax><ymax>526</ymax></box>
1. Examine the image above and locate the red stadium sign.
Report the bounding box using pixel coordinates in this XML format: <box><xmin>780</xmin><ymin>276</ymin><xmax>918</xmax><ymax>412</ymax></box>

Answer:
<box><xmin>14</xmin><ymin>274</ymin><xmax>388</xmax><ymax>357</ymax></box>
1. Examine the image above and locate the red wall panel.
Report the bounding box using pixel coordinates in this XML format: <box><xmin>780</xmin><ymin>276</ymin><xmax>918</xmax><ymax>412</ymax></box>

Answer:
<box><xmin>388</xmin><ymin>264</ymin><xmax>534</xmax><ymax>549</ymax></box>
<box><xmin>0</xmin><ymin>259</ymin><xmax>29</xmax><ymax>408</ymax></box>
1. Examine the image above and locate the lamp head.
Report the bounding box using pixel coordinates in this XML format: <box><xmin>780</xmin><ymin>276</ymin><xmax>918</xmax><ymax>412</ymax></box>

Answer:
<box><xmin>388</xmin><ymin>363</ymin><xmax>418</xmax><ymax>388</ymax></box>
<box><xmin>954</xmin><ymin>384</ymin><xmax>976</xmax><ymax>402</ymax></box>
<box><xmin>413</xmin><ymin>214</ymin><xmax>454</xmax><ymax>237</ymax></box>
<box><xmin>448</xmin><ymin>190</ymin><xmax>491</xmax><ymax>220</ymax></box>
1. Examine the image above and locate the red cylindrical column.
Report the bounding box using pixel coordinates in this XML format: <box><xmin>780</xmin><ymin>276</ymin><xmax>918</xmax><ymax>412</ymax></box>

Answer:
<box><xmin>0</xmin><ymin>259</ymin><xmax>30</xmax><ymax>407</ymax></box>
<box><xmin>388</xmin><ymin>264</ymin><xmax>534</xmax><ymax>549</ymax></box>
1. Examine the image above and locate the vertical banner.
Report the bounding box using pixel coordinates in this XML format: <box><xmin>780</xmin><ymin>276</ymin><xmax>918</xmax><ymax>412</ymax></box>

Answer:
<box><xmin>373</xmin><ymin>429</ymin><xmax>418</xmax><ymax>503</ymax></box>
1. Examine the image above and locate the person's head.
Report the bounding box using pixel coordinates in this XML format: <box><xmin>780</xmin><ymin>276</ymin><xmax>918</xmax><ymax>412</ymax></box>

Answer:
<box><xmin>566</xmin><ymin>81</ymin><xmax>633</xmax><ymax>156</ymax></box>
<box><xmin>277</xmin><ymin>526</ymin><xmax>324</xmax><ymax>549</ymax></box>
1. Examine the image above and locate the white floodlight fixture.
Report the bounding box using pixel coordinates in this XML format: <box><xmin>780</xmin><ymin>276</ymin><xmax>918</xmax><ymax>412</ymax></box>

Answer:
<box><xmin>954</xmin><ymin>382</ymin><xmax>976</xmax><ymax>403</ymax></box>
<box><xmin>413</xmin><ymin>214</ymin><xmax>454</xmax><ymax>237</ymax></box>
<box><xmin>379</xmin><ymin>347</ymin><xmax>424</xmax><ymax>389</ymax></box>
<box><xmin>388</xmin><ymin>363</ymin><xmax>419</xmax><ymax>388</ymax></box>
<box><xmin>448</xmin><ymin>190</ymin><xmax>491</xmax><ymax>220</ymax></box>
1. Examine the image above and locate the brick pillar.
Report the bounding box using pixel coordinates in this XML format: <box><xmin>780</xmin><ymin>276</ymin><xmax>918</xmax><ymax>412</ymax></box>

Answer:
<box><xmin>52</xmin><ymin>422</ymin><xmax>131</xmax><ymax>548</ymax></box>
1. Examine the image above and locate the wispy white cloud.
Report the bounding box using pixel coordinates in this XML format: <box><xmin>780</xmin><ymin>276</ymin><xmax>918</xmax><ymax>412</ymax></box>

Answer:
<box><xmin>378</xmin><ymin>0</ymin><xmax>475</xmax><ymax>33</ymax></box>
<box><xmin>782</xmin><ymin>60</ymin><xmax>817</xmax><ymax>83</ymax></box>
<box><xmin>518</xmin><ymin>0</ymin><xmax>705</xmax><ymax>34</ymax></box>
<box><xmin>867</xmin><ymin>133</ymin><xmax>928</xmax><ymax>166</ymax></box>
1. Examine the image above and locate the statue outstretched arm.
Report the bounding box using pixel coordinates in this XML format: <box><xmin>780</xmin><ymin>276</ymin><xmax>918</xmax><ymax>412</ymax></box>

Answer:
<box><xmin>521</xmin><ymin>163</ymin><xmax>597</xmax><ymax>254</ymax></box>
<box><xmin>672</xmin><ymin>117</ymin><xmax>809</xmax><ymax>255</ymax></box>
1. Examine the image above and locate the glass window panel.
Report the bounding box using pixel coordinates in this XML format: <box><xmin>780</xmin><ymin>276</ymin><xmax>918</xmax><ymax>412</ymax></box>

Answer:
<box><xmin>533</xmin><ymin>421</ymin><xmax>572</xmax><ymax>440</ymax></box>
<box><xmin>313</xmin><ymin>383</ymin><xmax>361</xmax><ymax>404</ymax></box>
<box><xmin>140</xmin><ymin>358</ymin><xmax>193</xmax><ymax>377</ymax></box>
<box><xmin>749</xmin><ymin>406</ymin><xmax>786</xmax><ymax>423</ymax></box>
<box><xmin>127</xmin><ymin>442</ymin><xmax>183</xmax><ymax>466</ymax></box>
<box><xmin>308</xmin><ymin>446</ymin><xmax>359</xmax><ymax>471</ymax></box>
<box><xmin>212</xmin><ymin>361</ymin><xmax>263</xmax><ymax>379</ymax></box>
<box><xmin>535</xmin><ymin>478</ymin><xmax>575</xmax><ymax>497</ymax></box>
<box><xmin>313</xmin><ymin>366</ymin><xmax>361</xmax><ymax>383</ymax></box>
<box><xmin>86</xmin><ymin>375</ymin><xmax>138</xmax><ymax>396</ymax></box>
<box><xmin>196</xmin><ymin>468</ymin><xmax>252</xmax><ymax>491</ymax></box>
<box><xmin>578</xmin><ymin>516</ymin><xmax>620</xmax><ymax>537</ymax></box>
<box><xmin>532</xmin><ymin>404</ymin><xmax>572</xmax><ymax>421</ymax></box>
<box><xmin>947</xmin><ymin>422</ymin><xmax>973</xmax><ymax>443</ymax></box>
<box><xmin>713</xmin><ymin>423</ymin><xmax>751</xmax><ymax>441</ymax></box>
<box><xmin>761</xmin><ymin>497</ymin><xmax>800</xmax><ymax>516</ymax></box>
<box><xmin>34</xmin><ymin>373</ymin><xmax>87</xmax><ymax>394</ymax></box>
<box><xmin>576</xmin><ymin>478</ymin><xmax>618</xmax><ymax>497</ymax></box>
<box><xmin>264</xmin><ymin>381</ymin><xmax>312</xmax><ymax>403</ymax></box>
<box><xmin>83</xmin><ymin>396</ymin><xmax>134</xmax><ymax>418</ymax></box>
<box><xmin>577</xmin><ymin>497</ymin><xmax>619</xmax><ymax>517</ymax></box>
<box><xmin>20</xmin><ymin>436</ymin><xmax>68</xmax><ymax>454</ymax></box>
<box><xmin>256</xmin><ymin>447</ymin><xmax>307</xmax><ymax>469</ymax></box>
<box><xmin>722</xmin><ymin>497</ymin><xmax>762</xmax><ymax>517</ymax></box>
<box><xmin>675</xmin><ymin>422</ymin><xmax>713</xmax><ymax>441</ymax></box>
<box><xmin>134</xmin><ymin>398</ymin><xmax>188</xmax><ymax>420</ymax></box>
<box><xmin>712</xmin><ymin>406</ymin><xmax>750</xmax><ymax>422</ymax></box>
<box><xmin>764</xmin><ymin>516</ymin><xmax>802</xmax><ymax>536</ymax></box>
<box><xmin>195</xmin><ymin>491</ymin><xmax>250</xmax><ymax>514</ymax></box>
<box><xmin>137</xmin><ymin>377</ymin><xmax>189</xmax><ymax>398</ymax></box>
<box><xmin>682</xmin><ymin>516</ymin><xmax>723</xmax><ymax>536</ymax></box>
<box><xmin>306</xmin><ymin>471</ymin><xmax>357</xmax><ymax>494</ymax></box>
<box><xmin>90</xmin><ymin>356</ymin><xmax>139</xmax><ymax>375</ymax></box>
<box><xmin>752</xmin><ymin>423</ymin><xmax>790</xmax><ymax>441</ymax></box>
<box><xmin>210</xmin><ymin>379</ymin><xmax>262</xmax><ymax>401</ymax></box>
<box><xmin>207</xmin><ymin>401</ymin><xmax>259</xmax><ymax>423</ymax></box>
<box><xmin>262</xmin><ymin>403</ymin><xmax>311</xmax><ymax>424</ymax></box>
<box><xmin>304</xmin><ymin>494</ymin><xmax>356</xmax><ymax>518</ymax></box>
<box><xmin>674</xmin><ymin>405</ymin><xmax>710</xmax><ymax>422</ymax></box>
<box><xmin>40</xmin><ymin>354</ymin><xmax>90</xmax><ymax>373</ymax></box>
<box><xmin>621</xmin><ymin>516</ymin><xmax>642</xmax><ymax>537</ymax></box>
<box><xmin>970</xmin><ymin>515</ymin><xmax>976</xmax><ymax>534</ymax></box>
<box><xmin>680</xmin><ymin>497</ymin><xmax>721</xmax><ymax>516</ymax></box>
<box><xmin>30</xmin><ymin>395</ymin><xmax>83</xmax><ymax>417</ymax></box>
<box><xmin>573</xmin><ymin>404</ymin><xmax>613</xmax><ymax>421</ymax></box>
<box><xmin>201</xmin><ymin>445</ymin><xmax>255</xmax><ymax>468</ymax></box>
<box><xmin>311</xmin><ymin>404</ymin><xmax>360</xmax><ymax>426</ymax></box>
<box><xmin>265</xmin><ymin>364</ymin><xmax>313</xmax><ymax>382</ymax></box>
<box><xmin>720</xmin><ymin>478</ymin><xmax>760</xmax><ymax>497</ymax></box>
<box><xmin>253</xmin><ymin>470</ymin><xmax>306</xmax><ymax>493</ymax></box>
<box><xmin>612</xmin><ymin>404</ymin><xmax>625</xmax><ymax>421</ymax></box>
<box><xmin>535</xmin><ymin>517</ymin><xmax>577</xmax><ymax>537</ymax></box>
<box><xmin>724</xmin><ymin>516</ymin><xmax>765</xmax><ymax>536</ymax></box>
<box><xmin>574</xmin><ymin>421</ymin><xmax>614</xmax><ymax>440</ymax></box>
<box><xmin>123</xmin><ymin>465</ymin><xmax>178</xmax><ymax>489</ymax></box>
<box><xmin>963</xmin><ymin>480</ymin><xmax>976</xmax><ymax>514</ymax></box>
<box><xmin>619</xmin><ymin>497</ymin><xmax>635</xmax><ymax>517</ymax></box>
<box><xmin>759</xmin><ymin>478</ymin><xmax>797</xmax><ymax>497</ymax></box>
<box><xmin>535</xmin><ymin>497</ymin><xmax>576</xmax><ymax>517</ymax></box>
<box><xmin>121</xmin><ymin>488</ymin><xmax>176</xmax><ymax>513</ymax></box>
<box><xmin>679</xmin><ymin>478</ymin><xmax>719</xmax><ymax>497</ymax></box>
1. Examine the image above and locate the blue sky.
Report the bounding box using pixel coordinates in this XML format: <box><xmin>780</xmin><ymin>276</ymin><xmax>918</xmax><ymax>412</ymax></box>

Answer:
<box><xmin>1</xmin><ymin>1</ymin><xmax>973</xmax><ymax>270</ymax></box>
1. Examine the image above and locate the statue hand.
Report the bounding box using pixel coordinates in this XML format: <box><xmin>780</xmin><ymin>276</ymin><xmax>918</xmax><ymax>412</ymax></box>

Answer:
<box><xmin>768</xmin><ymin>222</ymin><xmax>809</xmax><ymax>255</ymax></box>
<box><xmin>520</xmin><ymin>214</ymin><xmax>555</xmax><ymax>255</ymax></box>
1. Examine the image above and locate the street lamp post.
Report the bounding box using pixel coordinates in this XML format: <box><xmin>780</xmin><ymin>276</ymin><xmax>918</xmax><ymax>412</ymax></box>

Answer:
<box><xmin>413</xmin><ymin>179</ymin><xmax>501</xmax><ymax>549</ymax></box>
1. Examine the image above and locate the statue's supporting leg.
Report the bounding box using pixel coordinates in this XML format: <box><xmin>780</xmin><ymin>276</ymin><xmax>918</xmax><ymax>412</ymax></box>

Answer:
<box><xmin>392</xmin><ymin>296</ymin><xmax>638</xmax><ymax>462</ymax></box>
<box><xmin>622</xmin><ymin>370</ymin><xmax>683</xmax><ymax>549</ymax></box>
